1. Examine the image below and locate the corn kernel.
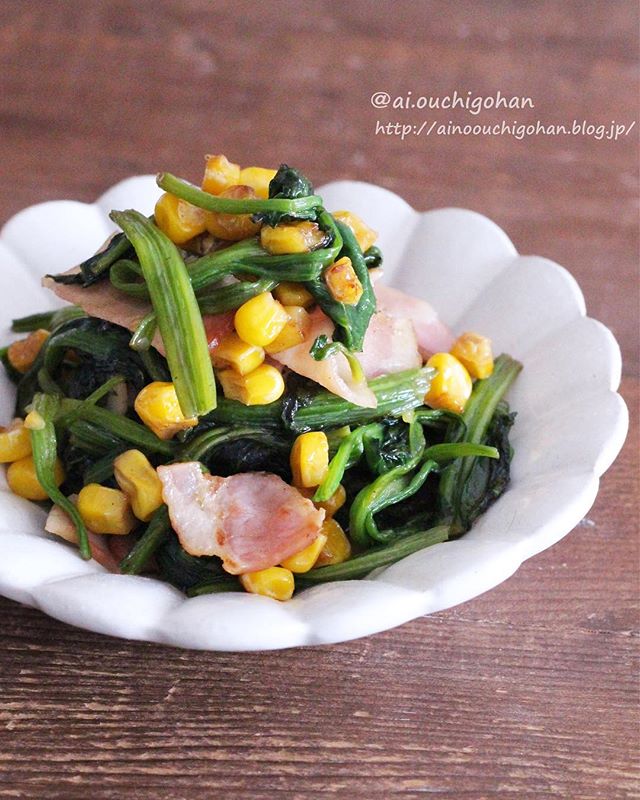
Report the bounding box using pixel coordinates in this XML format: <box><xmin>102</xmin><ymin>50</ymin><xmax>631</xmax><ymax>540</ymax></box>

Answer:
<box><xmin>290</xmin><ymin>431</ymin><xmax>329</xmax><ymax>488</ymax></box>
<box><xmin>234</xmin><ymin>291</ymin><xmax>288</xmax><ymax>347</ymax></box>
<box><xmin>134</xmin><ymin>382</ymin><xmax>198</xmax><ymax>440</ymax></box>
<box><xmin>239</xmin><ymin>166</ymin><xmax>277</xmax><ymax>199</ymax></box>
<box><xmin>425</xmin><ymin>352</ymin><xmax>473</xmax><ymax>414</ymax></box>
<box><xmin>154</xmin><ymin>193</ymin><xmax>207</xmax><ymax>245</ymax></box>
<box><xmin>264</xmin><ymin>306</ymin><xmax>311</xmax><ymax>354</ymax></box>
<box><xmin>315</xmin><ymin>518</ymin><xmax>352</xmax><ymax>566</ymax></box>
<box><xmin>77</xmin><ymin>484</ymin><xmax>136</xmax><ymax>535</ymax></box>
<box><xmin>332</xmin><ymin>210</ymin><xmax>378</xmax><ymax>252</ymax></box>
<box><xmin>0</xmin><ymin>419</ymin><xmax>32</xmax><ymax>463</ymax></box>
<box><xmin>218</xmin><ymin>364</ymin><xmax>285</xmax><ymax>405</ymax></box>
<box><xmin>281</xmin><ymin>533</ymin><xmax>328</xmax><ymax>573</ymax></box>
<box><xmin>6</xmin><ymin>454</ymin><xmax>64</xmax><ymax>501</ymax></box>
<box><xmin>205</xmin><ymin>185</ymin><xmax>261</xmax><ymax>241</ymax></box>
<box><xmin>260</xmin><ymin>220</ymin><xmax>326</xmax><ymax>254</ymax></box>
<box><xmin>323</xmin><ymin>257</ymin><xmax>363</xmax><ymax>305</ymax></box>
<box><xmin>211</xmin><ymin>332</ymin><xmax>265</xmax><ymax>375</ymax></box>
<box><xmin>202</xmin><ymin>154</ymin><xmax>241</xmax><ymax>195</ymax></box>
<box><xmin>113</xmin><ymin>449</ymin><xmax>163</xmax><ymax>522</ymax></box>
<box><xmin>300</xmin><ymin>483</ymin><xmax>346</xmax><ymax>517</ymax></box>
<box><xmin>7</xmin><ymin>329</ymin><xmax>49</xmax><ymax>374</ymax></box>
<box><xmin>450</xmin><ymin>331</ymin><xmax>494</xmax><ymax>380</ymax></box>
<box><xmin>24</xmin><ymin>410</ymin><xmax>45</xmax><ymax>431</ymax></box>
<box><xmin>240</xmin><ymin>567</ymin><xmax>294</xmax><ymax>600</ymax></box>
<box><xmin>273</xmin><ymin>281</ymin><xmax>315</xmax><ymax>308</ymax></box>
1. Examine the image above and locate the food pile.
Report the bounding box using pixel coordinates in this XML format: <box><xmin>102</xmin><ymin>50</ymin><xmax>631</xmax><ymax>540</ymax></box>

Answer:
<box><xmin>0</xmin><ymin>156</ymin><xmax>521</xmax><ymax>600</ymax></box>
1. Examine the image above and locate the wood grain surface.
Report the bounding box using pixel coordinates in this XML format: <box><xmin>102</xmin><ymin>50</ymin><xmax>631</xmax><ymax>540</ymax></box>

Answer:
<box><xmin>0</xmin><ymin>2</ymin><xmax>638</xmax><ymax>798</ymax></box>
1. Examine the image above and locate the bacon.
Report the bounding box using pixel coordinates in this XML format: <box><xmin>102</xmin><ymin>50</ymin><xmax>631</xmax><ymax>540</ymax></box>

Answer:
<box><xmin>157</xmin><ymin>463</ymin><xmax>325</xmax><ymax>575</ymax></box>
<box><xmin>374</xmin><ymin>283</ymin><xmax>454</xmax><ymax>356</ymax></box>
<box><xmin>270</xmin><ymin>308</ymin><xmax>378</xmax><ymax>408</ymax></box>
<box><xmin>356</xmin><ymin>312</ymin><xmax>421</xmax><ymax>378</ymax></box>
<box><xmin>202</xmin><ymin>311</ymin><xmax>235</xmax><ymax>355</ymax></box>
<box><xmin>270</xmin><ymin>306</ymin><xmax>421</xmax><ymax>403</ymax></box>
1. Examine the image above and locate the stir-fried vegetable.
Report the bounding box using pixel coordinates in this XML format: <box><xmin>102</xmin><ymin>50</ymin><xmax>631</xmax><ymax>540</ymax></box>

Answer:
<box><xmin>2</xmin><ymin>154</ymin><xmax>522</xmax><ymax>597</ymax></box>
<box><xmin>110</xmin><ymin>210</ymin><xmax>216</xmax><ymax>418</ymax></box>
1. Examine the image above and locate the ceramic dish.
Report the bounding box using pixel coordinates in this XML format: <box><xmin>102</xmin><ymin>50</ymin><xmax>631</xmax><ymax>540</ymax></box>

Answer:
<box><xmin>0</xmin><ymin>176</ymin><xmax>628</xmax><ymax>650</ymax></box>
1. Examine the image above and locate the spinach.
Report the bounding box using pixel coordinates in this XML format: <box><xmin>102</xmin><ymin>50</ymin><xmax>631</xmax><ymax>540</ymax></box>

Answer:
<box><xmin>155</xmin><ymin>530</ymin><xmax>226</xmax><ymax>591</ymax></box>
<box><xmin>13</xmin><ymin>317</ymin><xmax>166</xmax><ymax>416</ymax></box>
<box><xmin>253</xmin><ymin>164</ymin><xmax>318</xmax><ymax>227</ymax></box>
<box><xmin>179</xmin><ymin>425</ymin><xmax>292</xmax><ymax>480</ymax></box>
<box><xmin>47</xmin><ymin>230</ymin><xmax>133</xmax><ymax>287</ymax></box>
<box><xmin>452</xmin><ymin>403</ymin><xmax>516</xmax><ymax>530</ymax></box>
<box><xmin>303</xmin><ymin>213</ymin><xmax>377</xmax><ymax>352</ymax></box>
<box><xmin>439</xmin><ymin>354</ymin><xmax>522</xmax><ymax>532</ymax></box>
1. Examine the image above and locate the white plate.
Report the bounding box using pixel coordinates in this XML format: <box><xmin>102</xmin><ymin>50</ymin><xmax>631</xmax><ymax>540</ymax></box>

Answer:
<box><xmin>0</xmin><ymin>177</ymin><xmax>628</xmax><ymax>650</ymax></box>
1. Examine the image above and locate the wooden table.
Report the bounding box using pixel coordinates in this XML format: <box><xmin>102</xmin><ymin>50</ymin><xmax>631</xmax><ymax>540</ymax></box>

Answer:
<box><xmin>0</xmin><ymin>2</ymin><xmax>637</xmax><ymax>797</ymax></box>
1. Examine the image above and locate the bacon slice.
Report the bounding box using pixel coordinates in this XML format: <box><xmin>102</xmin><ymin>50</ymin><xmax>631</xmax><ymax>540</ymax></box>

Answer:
<box><xmin>375</xmin><ymin>283</ymin><xmax>454</xmax><ymax>357</ymax></box>
<box><xmin>203</xmin><ymin>311</ymin><xmax>235</xmax><ymax>356</ymax></box>
<box><xmin>157</xmin><ymin>463</ymin><xmax>325</xmax><ymax>575</ymax></box>
<box><xmin>270</xmin><ymin>308</ymin><xmax>377</xmax><ymax>408</ymax></box>
<box><xmin>270</xmin><ymin>306</ymin><xmax>421</xmax><ymax>402</ymax></box>
<box><xmin>357</xmin><ymin>312</ymin><xmax>421</xmax><ymax>379</ymax></box>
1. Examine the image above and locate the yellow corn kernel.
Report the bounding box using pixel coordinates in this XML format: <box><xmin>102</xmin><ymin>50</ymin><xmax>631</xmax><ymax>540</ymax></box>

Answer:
<box><xmin>7</xmin><ymin>329</ymin><xmax>49</xmax><ymax>374</ymax></box>
<box><xmin>240</xmin><ymin>566</ymin><xmax>294</xmax><ymax>600</ymax></box>
<box><xmin>24</xmin><ymin>410</ymin><xmax>45</xmax><ymax>431</ymax></box>
<box><xmin>202</xmin><ymin>154</ymin><xmax>241</xmax><ymax>195</ymax></box>
<box><xmin>300</xmin><ymin>483</ymin><xmax>347</xmax><ymax>517</ymax></box>
<box><xmin>0</xmin><ymin>419</ymin><xmax>32</xmax><ymax>463</ymax></box>
<box><xmin>134</xmin><ymin>382</ymin><xmax>197</xmax><ymax>440</ymax></box>
<box><xmin>260</xmin><ymin>220</ymin><xmax>326</xmax><ymax>255</ymax></box>
<box><xmin>273</xmin><ymin>281</ymin><xmax>315</xmax><ymax>308</ymax></box>
<box><xmin>211</xmin><ymin>332</ymin><xmax>265</xmax><ymax>375</ymax></box>
<box><xmin>280</xmin><ymin>532</ymin><xmax>328</xmax><ymax>573</ymax></box>
<box><xmin>234</xmin><ymin>291</ymin><xmax>288</xmax><ymax>347</ymax></box>
<box><xmin>218</xmin><ymin>364</ymin><xmax>285</xmax><ymax>405</ymax></box>
<box><xmin>113</xmin><ymin>449</ymin><xmax>163</xmax><ymax>522</ymax></box>
<box><xmin>315</xmin><ymin>518</ymin><xmax>352</xmax><ymax>566</ymax></box>
<box><xmin>6</xmin><ymin>455</ymin><xmax>64</xmax><ymax>501</ymax></box>
<box><xmin>264</xmin><ymin>306</ymin><xmax>311</xmax><ymax>354</ymax></box>
<box><xmin>239</xmin><ymin>166</ymin><xmax>277</xmax><ymax>199</ymax></box>
<box><xmin>332</xmin><ymin>210</ymin><xmax>378</xmax><ymax>252</ymax></box>
<box><xmin>450</xmin><ymin>331</ymin><xmax>494</xmax><ymax>380</ymax></box>
<box><xmin>425</xmin><ymin>352</ymin><xmax>473</xmax><ymax>414</ymax></box>
<box><xmin>154</xmin><ymin>193</ymin><xmax>207</xmax><ymax>245</ymax></box>
<box><xmin>290</xmin><ymin>431</ymin><xmax>329</xmax><ymax>488</ymax></box>
<box><xmin>77</xmin><ymin>484</ymin><xmax>136</xmax><ymax>535</ymax></box>
<box><xmin>323</xmin><ymin>257</ymin><xmax>363</xmax><ymax>305</ymax></box>
<box><xmin>205</xmin><ymin>185</ymin><xmax>261</xmax><ymax>241</ymax></box>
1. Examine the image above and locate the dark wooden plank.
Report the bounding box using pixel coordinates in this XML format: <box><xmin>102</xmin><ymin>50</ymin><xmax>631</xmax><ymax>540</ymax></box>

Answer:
<box><xmin>0</xmin><ymin>1</ymin><xmax>637</xmax><ymax>798</ymax></box>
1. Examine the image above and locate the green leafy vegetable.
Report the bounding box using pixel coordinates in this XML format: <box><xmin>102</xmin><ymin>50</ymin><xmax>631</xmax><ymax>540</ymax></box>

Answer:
<box><xmin>28</xmin><ymin>393</ymin><xmax>91</xmax><ymax>559</ymax></box>
<box><xmin>253</xmin><ymin>164</ymin><xmax>318</xmax><ymax>226</ymax></box>
<box><xmin>47</xmin><ymin>230</ymin><xmax>133</xmax><ymax>287</ymax></box>
<box><xmin>299</xmin><ymin>524</ymin><xmax>452</xmax><ymax>584</ymax></box>
<box><xmin>302</xmin><ymin>212</ymin><xmax>376</xmax><ymax>352</ymax></box>
<box><xmin>12</xmin><ymin>306</ymin><xmax>86</xmax><ymax>333</ymax></box>
<box><xmin>157</xmin><ymin>171</ymin><xmax>323</xmax><ymax>217</ymax></box>
<box><xmin>120</xmin><ymin>505</ymin><xmax>171</xmax><ymax>575</ymax></box>
<box><xmin>439</xmin><ymin>353</ymin><xmax>522</xmax><ymax>530</ymax></box>
<box><xmin>110</xmin><ymin>210</ymin><xmax>216</xmax><ymax>418</ymax></box>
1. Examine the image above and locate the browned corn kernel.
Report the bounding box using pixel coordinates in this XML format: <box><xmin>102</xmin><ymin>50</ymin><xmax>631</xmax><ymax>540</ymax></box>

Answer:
<box><xmin>205</xmin><ymin>185</ymin><xmax>261</xmax><ymax>241</ymax></box>
<box><xmin>7</xmin><ymin>330</ymin><xmax>49</xmax><ymax>374</ymax></box>
<box><xmin>323</xmin><ymin>257</ymin><xmax>363</xmax><ymax>305</ymax></box>
<box><xmin>202</xmin><ymin>154</ymin><xmax>241</xmax><ymax>195</ymax></box>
